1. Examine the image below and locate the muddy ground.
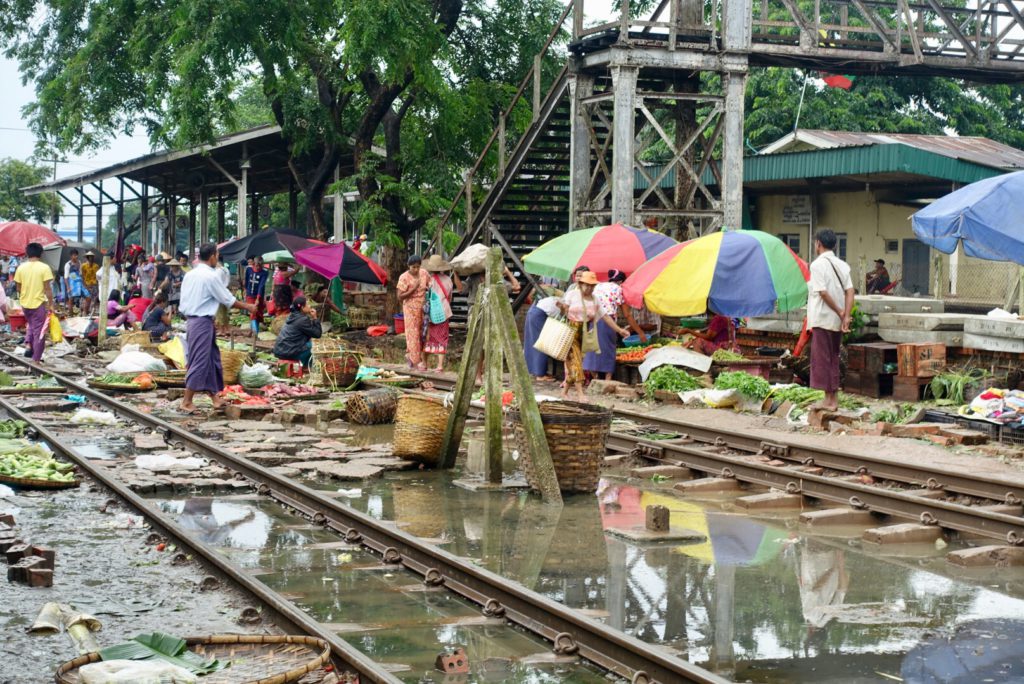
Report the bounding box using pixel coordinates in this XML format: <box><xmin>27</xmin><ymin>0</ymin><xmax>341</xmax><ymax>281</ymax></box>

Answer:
<box><xmin>0</xmin><ymin>474</ymin><xmax>282</xmax><ymax>683</ymax></box>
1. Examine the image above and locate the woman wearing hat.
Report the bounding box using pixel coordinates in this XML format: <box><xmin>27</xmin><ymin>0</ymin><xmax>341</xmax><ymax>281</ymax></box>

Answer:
<box><xmin>160</xmin><ymin>259</ymin><xmax>185</xmax><ymax>314</ymax></box>
<box><xmin>557</xmin><ymin>271</ymin><xmax>629</xmax><ymax>402</ymax></box>
<box><xmin>422</xmin><ymin>254</ymin><xmax>461</xmax><ymax>372</ymax></box>
<box><xmin>584</xmin><ymin>269</ymin><xmax>647</xmax><ymax>381</ymax></box>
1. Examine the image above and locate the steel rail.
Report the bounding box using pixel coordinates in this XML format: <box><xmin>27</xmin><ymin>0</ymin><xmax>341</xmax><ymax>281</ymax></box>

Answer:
<box><xmin>607</xmin><ymin>434</ymin><xmax>1024</xmax><ymax>545</ymax></box>
<box><xmin>0</xmin><ymin>395</ymin><xmax>402</xmax><ymax>684</ymax></box>
<box><xmin>0</xmin><ymin>352</ymin><xmax>726</xmax><ymax>684</ymax></box>
<box><xmin>403</xmin><ymin>371</ymin><xmax>1024</xmax><ymax>505</ymax></box>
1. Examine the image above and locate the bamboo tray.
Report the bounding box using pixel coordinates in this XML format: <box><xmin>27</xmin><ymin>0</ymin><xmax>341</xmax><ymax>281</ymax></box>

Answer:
<box><xmin>85</xmin><ymin>378</ymin><xmax>152</xmax><ymax>392</ymax></box>
<box><xmin>54</xmin><ymin>634</ymin><xmax>330</xmax><ymax>684</ymax></box>
<box><xmin>0</xmin><ymin>472</ymin><xmax>79</xmax><ymax>490</ymax></box>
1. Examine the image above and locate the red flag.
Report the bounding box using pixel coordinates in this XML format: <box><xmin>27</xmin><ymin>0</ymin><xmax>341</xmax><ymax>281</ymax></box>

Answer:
<box><xmin>821</xmin><ymin>73</ymin><xmax>855</xmax><ymax>89</ymax></box>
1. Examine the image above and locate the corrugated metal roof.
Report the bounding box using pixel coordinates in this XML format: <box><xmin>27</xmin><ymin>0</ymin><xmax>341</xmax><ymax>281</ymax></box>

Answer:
<box><xmin>636</xmin><ymin>140</ymin><xmax>1007</xmax><ymax>189</ymax></box>
<box><xmin>763</xmin><ymin>130</ymin><xmax>1024</xmax><ymax>170</ymax></box>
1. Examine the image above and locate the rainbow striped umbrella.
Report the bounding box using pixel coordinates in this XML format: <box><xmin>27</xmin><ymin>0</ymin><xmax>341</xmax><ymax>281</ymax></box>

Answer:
<box><xmin>522</xmin><ymin>223</ymin><xmax>677</xmax><ymax>281</ymax></box>
<box><xmin>622</xmin><ymin>229</ymin><xmax>809</xmax><ymax>317</ymax></box>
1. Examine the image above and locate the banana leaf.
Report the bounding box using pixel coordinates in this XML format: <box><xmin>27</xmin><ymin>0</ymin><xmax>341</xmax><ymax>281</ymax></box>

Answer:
<box><xmin>99</xmin><ymin>632</ymin><xmax>224</xmax><ymax>674</ymax></box>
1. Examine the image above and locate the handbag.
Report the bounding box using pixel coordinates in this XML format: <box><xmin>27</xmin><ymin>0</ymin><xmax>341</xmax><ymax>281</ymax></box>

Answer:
<box><xmin>533</xmin><ymin>316</ymin><xmax>575</xmax><ymax>361</ymax></box>
<box><xmin>427</xmin><ymin>276</ymin><xmax>449</xmax><ymax>325</ymax></box>
<box><xmin>581</xmin><ymin>320</ymin><xmax>600</xmax><ymax>354</ymax></box>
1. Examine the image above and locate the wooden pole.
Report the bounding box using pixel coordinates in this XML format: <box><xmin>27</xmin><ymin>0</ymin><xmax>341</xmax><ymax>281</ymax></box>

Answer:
<box><xmin>97</xmin><ymin>254</ymin><xmax>111</xmax><ymax>344</ymax></box>
<box><xmin>483</xmin><ymin>252</ymin><xmax>505</xmax><ymax>484</ymax></box>
<box><xmin>439</xmin><ymin>296</ymin><xmax>486</xmax><ymax>468</ymax></box>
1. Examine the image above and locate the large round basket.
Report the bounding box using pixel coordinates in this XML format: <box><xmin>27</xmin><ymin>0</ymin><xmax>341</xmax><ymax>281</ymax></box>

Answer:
<box><xmin>0</xmin><ymin>473</ymin><xmax>79</xmax><ymax>490</ymax></box>
<box><xmin>54</xmin><ymin>634</ymin><xmax>330</xmax><ymax>684</ymax></box>
<box><xmin>219</xmin><ymin>349</ymin><xmax>250</xmax><ymax>385</ymax></box>
<box><xmin>346</xmin><ymin>388</ymin><xmax>398</xmax><ymax>425</ymax></box>
<box><xmin>507</xmin><ymin>400</ymin><xmax>612</xmax><ymax>493</ymax></box>
<box><xmin>392</xmin><ymin>395</ymin><xmax>450</xmax><ymax>466</ymax></box>
<box><xmin>319</xmin><ymin>351</ymin><xmax>362</xmax><ymax>389</ymax></box>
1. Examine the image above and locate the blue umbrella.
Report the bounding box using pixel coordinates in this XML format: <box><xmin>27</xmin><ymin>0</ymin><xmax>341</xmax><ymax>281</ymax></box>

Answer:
<box><xmin>912</xmin><ymin>170</ymin><xmax>1024</xmax><ymax>265</ymax></box>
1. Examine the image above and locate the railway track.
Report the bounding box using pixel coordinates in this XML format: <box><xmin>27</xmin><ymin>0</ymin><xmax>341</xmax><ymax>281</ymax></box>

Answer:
<box><xmin>0</xmin><ymin>350</ymin><xmax>725</xmax><ymax>684</ymax></box>
<box><xmin>397</xmin><ymin>370</ymin><xmax>1024</xmax><ymax>547</ymax></box>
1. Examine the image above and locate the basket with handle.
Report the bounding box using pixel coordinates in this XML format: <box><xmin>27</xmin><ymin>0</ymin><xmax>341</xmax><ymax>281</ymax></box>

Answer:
<box><xmin>54</xmin><ymin>634</ymin><xmax>330</xmax><ymax>684</ymax></box>
<box><xmin>507</xmin><ymin>400</ymin><xmax>611</xmax><ymax>493</ymax></box>
<box><xmin>219</xmin><ymin>349</ymin><xmax>250</xmax><ymax>385</ymax></box>
<box><xmin>345</xmin><ymin>388</ymin><xmax>399</xmax><ymax>425</ymax></box>
<box><xmin>533</xmin><ymin>316</ymin><xmax>575</xmax><ymax>361</ymax></box>
<box><xmin>392</xmin><ymin>395</ymin><xmax>450</xmax><ymax>466</ymax></box>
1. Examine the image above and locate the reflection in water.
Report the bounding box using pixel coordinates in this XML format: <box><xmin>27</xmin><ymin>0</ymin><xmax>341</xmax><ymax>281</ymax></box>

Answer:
<box><xmin>161</xmin><ymin>498</ymin><xmax>271</xmax><ymax>549</ymax></box>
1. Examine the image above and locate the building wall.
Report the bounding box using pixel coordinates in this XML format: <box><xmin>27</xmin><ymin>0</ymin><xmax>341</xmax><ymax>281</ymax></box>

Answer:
<box><xmin>751</xmin><ymin>190</ymin><xmax>1014</xmax><ymax>306</ymax></box>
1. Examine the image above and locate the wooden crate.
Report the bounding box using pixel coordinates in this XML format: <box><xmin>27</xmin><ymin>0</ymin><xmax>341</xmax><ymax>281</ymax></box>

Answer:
<box><xmin>844</xmin><ymin>370</ymin><xmax>893</xmax><ymax>399</ymax></box>
<box><xmin>859</xmin><ymin>342</ymin><xmax>898</xmax><ymax>376</ymax></box>
<box><xmin>897</xmin><ymin>343</ymin><xmax>946</xmax><ymax>378</ymax></box>
<box><xmin>847</xmin><ymin>344</ymin><xmax>867</xmax><ymax>372</ymax></box>
<box><xmin>893</xmin><ymin>375</ymin><xmax>931</xmax><ymax>401</ymax></box>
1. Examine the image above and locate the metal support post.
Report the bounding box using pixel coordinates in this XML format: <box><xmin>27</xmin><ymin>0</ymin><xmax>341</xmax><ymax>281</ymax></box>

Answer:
<box><xmin>569</xmin><ymin>73</ymin><xmax>595</xmax><ymax>231</ymax></box>
<box><xmin>610</xmin><ymin>65</ymin><xmax>639</xmax><ymax>226</ymax></box>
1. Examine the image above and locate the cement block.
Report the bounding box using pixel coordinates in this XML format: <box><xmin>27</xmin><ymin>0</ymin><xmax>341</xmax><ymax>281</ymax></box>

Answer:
<box><xmin>946</xmin><ymin>545</ymin><xmax>1024</xmax><ymax>567</ymax></box>
<box><xmin>645</xmin><ymin>505</ymin><xmax>670</xmax><ymax>532</ymax></box>
<box><xmin>907</xmin><ymin>488</ymin><xmax>946</xmax><ymax>500</ymax></box>
<box><xmin>862</xmin><ymin>523</ymin><xmax>943</xmax><ymax>545</ymax></box>
<box><xmin>976</xmin><ymin>503</ymin><xmax>1024</xmax><ymax>516</ymax></box>
<box><xmin>630</xmin><ymin>465</ymin><xmax>692</xmax><ymax>480</ymax></box>
<box><xmin>856</xmin><ymin>295</ymin><xmax>944</xmax><ymax>315</ymax></box>
<box><xmin>936</xmin><ymin>428</ymin><xmax>989</xmax><ymax>445</ymax></box>
<box><xmin>743</xmin><ymin>317</ymin><xmax>804</xmax><ymax>334</ymax></box>
<box><xmin>963</xmin><ymin>332</ymin><xmax>1024</xmax><ymax>354</ymax></box>
<box><xmin>963</xmin><ymin>317</ymin><xmax>1024</xmax><ymax>339</ymax></box>
<box><xmin>735</xmin><ymin>492</ymin><xmax>805</xmax><ymax>510</ymax></box>
<box><xmin>799</xmin><ymin>508</ymin><xmax>877</xmax><ymax>526</ymax></box>
<box><xmin>878</xmin><ymin>328</ymin><xmax>963</xmax><ymax>346</ymax></box>
<box><xmin>673</xmin><ymin>477</ymin><xmax>740</xmax><ymax>493</ymax></box>
<box><xmin>604</xmin><ymin>526</ymin><xmax>706</xmax><ymax>543</ymax></box>
<box><xmin>877</xmin><ymin>312</ymin><xmax>971</xmax><ymax>331</ymax></box>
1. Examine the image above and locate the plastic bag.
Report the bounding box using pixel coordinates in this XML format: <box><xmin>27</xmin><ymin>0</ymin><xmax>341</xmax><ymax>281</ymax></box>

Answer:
<box><xmin>450</xmin><ymin>243</ymin><xmax>490</xmax><ymax>275</ymax></box>
<box><xmin>69</xmin><ymin>408</ymin><xmax>119</xmax><ymax>426</ymax></box>
<box><xmin>106</xmin><ymin>350</ymin><xmax>167</xmax><ymax>373</ymax></box>
<box><xmin>158</xmin><ymin>337</ymin><xmax>186</xmax><ymax>369</ymax></box>
<box><xmin>135</xmin><ymin>454</ymin><xmax>206</xmax><ymax>471</ymax></box>
<box><xmin>80</xmin><ymin>660</ymin><xmax>197</xmax><ymax>684</ymax></box>
<box><xmin>48</xmin><ymin>314</ymin><xmax>63</xmax><ymax>343</ymax></box>
<box><xmin>238</xmin><ymin>362</ymin><xmax>275</xmax><ymax>389</ymax></box>
<box><xmin>702</xmin><ymin>388</ymin><xmax>740</xmax><ymax>408</ymax></box>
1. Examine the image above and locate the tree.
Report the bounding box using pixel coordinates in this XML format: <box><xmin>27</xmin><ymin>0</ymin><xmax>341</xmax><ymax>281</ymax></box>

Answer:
<box><xmin>1</xmin><ymin>0</ymin><xmax>564</xmax><ymax>311</ymax></box>
<box><xmin>0</xmin><ymin>158</ymin><xmax>61</xmax><ymax>224</ymax></box>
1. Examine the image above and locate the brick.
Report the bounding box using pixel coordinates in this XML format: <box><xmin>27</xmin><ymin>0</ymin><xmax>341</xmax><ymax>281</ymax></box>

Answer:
<box><xmin>7</xmin><ymin>555</ymin><xmax>43</xmax><ymax>583</ymax></box>
<box><xmin>673</xmin><ymin>477</ymin><xmax>740</xmax><ymax>493</ymax></box>
<box><xmin>615</xmin><ymin>385</ymin><xmax>643</xmax><ymax>400</ymax></box>
<box><xmin>645</xmin><ymin>505</ymin><xmax>670</xmax><ymax>532</ymax></box>
<box><xmin>946</xmin><ymin>545</ymin><xmax>1024</xmax><ymax>568</ymax></box>
<box><xmin>925</xmin><ymin>435</ymin><xmax>955</xmax><ymax>447</ymax></box>
<box><xmin>862</xmin><ymin>523</ymin><xmax>943</xmax><ymax>545</ymax></box>
<box><xmin>799</xmin><ymin>508</ymin><xmax>877</xmax><ymax>526</ymax></box>
<box><xmin>0</xmin><ymin>514</ymin><xmax>14</xmax><ymax>526</ymax></box>
<box><xmin>588</xmin><ymin>380</ymin><xmax>626</xmax><ymax>396</ymax></box>
<box><xmin>224</xmin><ymin>404</ymin><xmax>273</xmax><ymax>420</ymax></box>
<box><xmin>735</xmin><ymin>491</ymin><xmax>805</xmax><ymax>510</ymax></box>
<box><xmin>30</xmin><ymin>546</ymin><xmax>55</xmax><ymax>569</ymax></box>
<box><xmin>27</xmin><ymin>568</ymin><xmax>53</xmax><ymax>587</ymax></box>
<box><xmin>653</xmin><ymin>389</ymin><xmax>682</xmax><ymax>404</ymax></box>
<box><xmin>629</xmin><ymin>465</ymin><xmax>692</xmax><ymax>480</ymax></box>
<box><xmin>888</xmin><ymin>423</ymin><xmax>943</xmax><ymax>438</ymax></box>
<box><xmin>6</xmin><ymin>542</ymin><xmax>31</xmax><ymax>564</ymax></box>
<box><xmin>936</xmin><ymin>428</ymin><xmax>989</xmax><ymax>445</ymax></box>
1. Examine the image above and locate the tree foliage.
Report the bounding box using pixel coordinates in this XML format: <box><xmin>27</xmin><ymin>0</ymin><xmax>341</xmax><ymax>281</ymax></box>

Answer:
<box><xmin>0</xmin><ymin>158</ymin><xmax>61</xmax><ymax>224</ymax></box>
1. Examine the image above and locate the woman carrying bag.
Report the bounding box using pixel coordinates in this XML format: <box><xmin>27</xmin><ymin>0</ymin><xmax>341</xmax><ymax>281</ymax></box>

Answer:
<box><xmin>556</xmin><ymin>271</ymin><xmax>629</xmax><ymax>402</ymax></box>
<box><xmin>422</xmin><ymin>255</ymin><xmax>460</xmax><ymax>373</ymax></box>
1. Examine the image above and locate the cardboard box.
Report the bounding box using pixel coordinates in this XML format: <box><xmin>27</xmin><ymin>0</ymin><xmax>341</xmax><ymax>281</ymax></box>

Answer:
<box><xmin>897</xmin><ymin>343</ymin><xmax>946</xmax><ymax>377</ymax></box>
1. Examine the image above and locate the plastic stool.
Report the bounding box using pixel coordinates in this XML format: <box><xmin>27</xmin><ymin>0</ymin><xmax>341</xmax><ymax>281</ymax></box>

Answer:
<box><xmin>275</xmin><ymin>359</ymin><xmax>304</xmax><ymax>379</ymax></box>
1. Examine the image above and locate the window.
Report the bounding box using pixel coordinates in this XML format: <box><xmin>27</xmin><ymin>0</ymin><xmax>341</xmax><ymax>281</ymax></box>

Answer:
<box><xmin>835</xmin><ymin>233</ymin><xmax>848</xmax><ymax>261</ymax></box>
<box><xmin>885</xmin><ymin>240</ymin><xmax>898</xmax><ymax>253</ymax></box>
<box><xmin>777</xmin><ymin>234</ymin><xmax>801</xmax><ymax>254</ymax></box>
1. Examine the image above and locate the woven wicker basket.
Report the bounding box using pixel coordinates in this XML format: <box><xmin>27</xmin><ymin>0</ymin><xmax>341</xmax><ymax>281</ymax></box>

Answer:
<box><xmin>54</xmin><ymin>634</ymin><xmax>330</xmax><ymax>684</ymax></box>
<box><xmin>392</xmin><ymin>395</ymin><xmax>450</xmax><ymax>466</ymax></box>
<box><xmin>119</xmin><ymin>330</ymin><xmax>152</xmax><ymax>348</ymax></box>
<box><xmin>346</xmin><ymin>388</ymin><xmax>398</xmax><ymax>425</ymax></box>
<box><xmin>508</xmin><ymin>400</ymin><xmax>611</xmax><ymax>493</ymax></box>
<box><xmin>533</xmin><ymin>317</ymin><xmax>575</xmax><ymax>361</ymax></box>
<box><xmin>219</xmin><ymin>349</ymin><xmax>250</xmax><ymax>384</ymax></box>
<box><xmin>347</xmin><ymin>306</ymin><xmax>382</xmax><ymax>328</ymax></box>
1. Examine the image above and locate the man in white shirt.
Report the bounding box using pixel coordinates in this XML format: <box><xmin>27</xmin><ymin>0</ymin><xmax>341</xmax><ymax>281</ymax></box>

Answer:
<box><xmin>807</xmin><ymin>229</ymin><xmax>855</xmax><ymax>411</ymax></box>
<box><xmin>178</xmin><ymin>243</ymin><xmax>255</xmax><ymax>414</ymax></box>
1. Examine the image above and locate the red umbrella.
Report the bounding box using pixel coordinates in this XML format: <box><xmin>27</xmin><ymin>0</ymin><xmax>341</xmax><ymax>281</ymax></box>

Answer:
<box><xmin>0</xmin><ymin>221</ymin><xmax>66</xmax><ymax>256</ymax></box>
<box><xmin>278</xmin><ymin>235</ymin><xmax>388</xmax><ymax>285</ymax></box>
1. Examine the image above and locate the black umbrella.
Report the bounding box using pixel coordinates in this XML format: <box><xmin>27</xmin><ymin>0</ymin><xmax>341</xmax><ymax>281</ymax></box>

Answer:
<box><xmin>216</xmin><ymin>229</ymin><xmax>318</xmax><ymax>263</ymax></box>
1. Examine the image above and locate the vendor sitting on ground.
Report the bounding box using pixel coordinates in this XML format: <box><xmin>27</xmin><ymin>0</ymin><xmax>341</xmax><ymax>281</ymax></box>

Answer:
<box><xmin>142</xmin><ymin>291</ymin><xmax>172</xmax><ymax>341</ymax></box>
<box><xmin>272</xmin><ymin>296</ymin><xmax>322</xmax><ymax>368</ymax></box>
<box><xmin>684</xmin><ymin>309</ymin><xmax>736</xmax><ymax>355</ymax></box>
<box><xmin>106</xmin><ymin>290</ymin><xmax>139</xmax><ymax>329</ymax></box>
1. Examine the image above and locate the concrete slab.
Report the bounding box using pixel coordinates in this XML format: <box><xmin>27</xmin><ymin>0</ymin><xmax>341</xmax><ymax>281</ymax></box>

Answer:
<box><xmin>862</xmin><ymin>523</ymin><xmax>943</xmax><ymax>545</ymax></box>
<box><xmin>743</xmin><ymin>317</ymin><xmax>804</xmax><ymax>334</ymax></box>
<box><xmin>964</xmin><ymin>317</ymin><xmax>1024</xmax><ymax>338</ymax></box>
<box><xmin>878</xmin><ymin>328</ymin><xmax>964</xmax><ymax>346</ymax></box>
<box><xmin>629</xmin><ymin>465</ymin><xmax>693</xmax><ymax>480</ymax></box>
<box><xmin>452</xmin><ymin>477</ymin><xmax>531</xmax><ymax>491</ymax></box>
<box><xmin>946</xmin><ymin>545</ymin><xmax>1024</xmax><ymax>567</ymax></box>
<box><xmin>735</xmin><ymin>492</ymin><xmax>805</xmax><ymax>510</ymax></box>
<box><xmin>877</xmin><ymin>312</ymin><xmax>974</xmax><ymax>331</ymax></box>
<box><xmin>604</xmin><ymin>526</ymin><xmax>706</xmax><ymax>543</ymax></box>
<box><xmin>673</xmin><ymin>477</ymin><xmax>741</xmax><ymax>493</ymax></box>
<box><xmin>856</xmin><ymin>295</ymin><xmax>944</xmax><ymax>315</ymax></box>
<box><xmin>963</xmin><ymin>332</ymin><xmax>1024</xmax><ymax>353</ymax></box>
<box><xmin>799</xmin><ymin>508</ymin><xmax>877</xmax><ymax>527</ymax></box>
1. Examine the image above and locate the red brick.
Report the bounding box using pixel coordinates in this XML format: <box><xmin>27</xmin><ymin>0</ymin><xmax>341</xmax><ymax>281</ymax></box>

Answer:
<box><xmin>888</xmin><ymin>423</ymin><xmax>943</xmax><ymax>438</ymax></box>
<box><xmin>27</xmin><ymin>568</ymin><xmax>53</xmax><ymax>588</ymax></box>
<box><xmin>936</xmin><ymin>428</ymin><xmax>989</xmax><ymax>445</ymax></box>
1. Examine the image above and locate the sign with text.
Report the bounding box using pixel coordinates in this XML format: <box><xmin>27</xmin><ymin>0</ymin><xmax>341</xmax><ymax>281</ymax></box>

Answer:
<box><xmin>782</xmin><ymin>195</ymin><xmax>812</xmax><ymax>224</ymax></box>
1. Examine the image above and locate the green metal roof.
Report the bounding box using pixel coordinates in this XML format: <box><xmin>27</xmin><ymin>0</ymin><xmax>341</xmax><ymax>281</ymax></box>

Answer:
<box><xmin>635</xmin><ymin>142</ymin><xmax>1008</xmax><ymax>190</ymax></box>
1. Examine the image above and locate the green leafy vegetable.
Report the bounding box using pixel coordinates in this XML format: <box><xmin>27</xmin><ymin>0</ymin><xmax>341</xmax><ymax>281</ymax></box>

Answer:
<box><xmin>99</xmin><ymin>632</ymin><xmax>224</xmax><ymax>674</ymax></box>
<box><xmin>711</xmin><ymin>349</ymin><xmax>745</xmax><ymax>363</ymax></box>
<box><xmin>0</xmin><ymin>372</ymin><xmax>13</xmax><ymax>387</ymax></box>
<box><xmin>927</xmin><ymin>367</ymin><xmax>989</xmax><ymax>405</ymax></box>
<box><xmin>872</xmin><ymin>403</ymin><xmax>916</xmax><ymax>424</ymax></box>
<box><xmin>644</xmin><ymin>366</ymin><xmax>704</xmax><ymax>400</ymax></box>
<box><xmin>714</xmin><ymin>371</ymin><xmax>771</xmax><ymax>400</ymax></box>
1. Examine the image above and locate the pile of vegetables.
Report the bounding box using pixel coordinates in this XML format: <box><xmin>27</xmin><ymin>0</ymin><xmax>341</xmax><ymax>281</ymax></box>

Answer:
<box><xmin>644</xmin><ymin>366</ymin><xmax>704</xmax><ymax>400</ymax></box>
<box><xmin>0</xmin><ymin>441</ymin><xmax>75</xmax><ymax>483</ymax></box>
<box><xmin>0</xmin><ymin>420</ymin><xmax>27</xmax><ymax>438</ymax></box>
<box><xmin>714</xmin><ymin>371</ymin><xmax>771</xmax><ymax>400</ymax></box>
<box><xmin>7</xmin><ymin>375</ymin><xmax>60</xmax><ymax>390</ymax></box>
<box><xmin>927</xmin><ymin>367</ymin><xmax>990</xmax><ymax>405</ymax></box>
<box><xmin>217</xmin><ymin>385</ymin><xmax>270</xmax><ymax>405</ymax></box>
<box><xmin>95</xmin><ymin>372</ymin><xmax>155</xmax><ymax>389</ymax></box>
<box><xmin>711</xmin><ymin>349</ymin><xmax>746</xmax><ymax>363</ymax></box>
<box><xmin>616</xmin><ymin>343</ymin><xmax>661</xmax><ymax>363</ymax></box>
<box><xmin>769</xmin><ymin>386</ymin><xmax>823</xmax><ymax>407</ymax></box>
<box><xmin>260</xmin><ymin>383</ymin><xmax>319</xmax><ymax>399</ymax></box>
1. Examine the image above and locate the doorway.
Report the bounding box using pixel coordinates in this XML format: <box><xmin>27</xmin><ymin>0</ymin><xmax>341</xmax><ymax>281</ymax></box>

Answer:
<box><xmin>902</xmin><ymin>239</ymin><xmax>930</xmax><ymax>295</ymax></box>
